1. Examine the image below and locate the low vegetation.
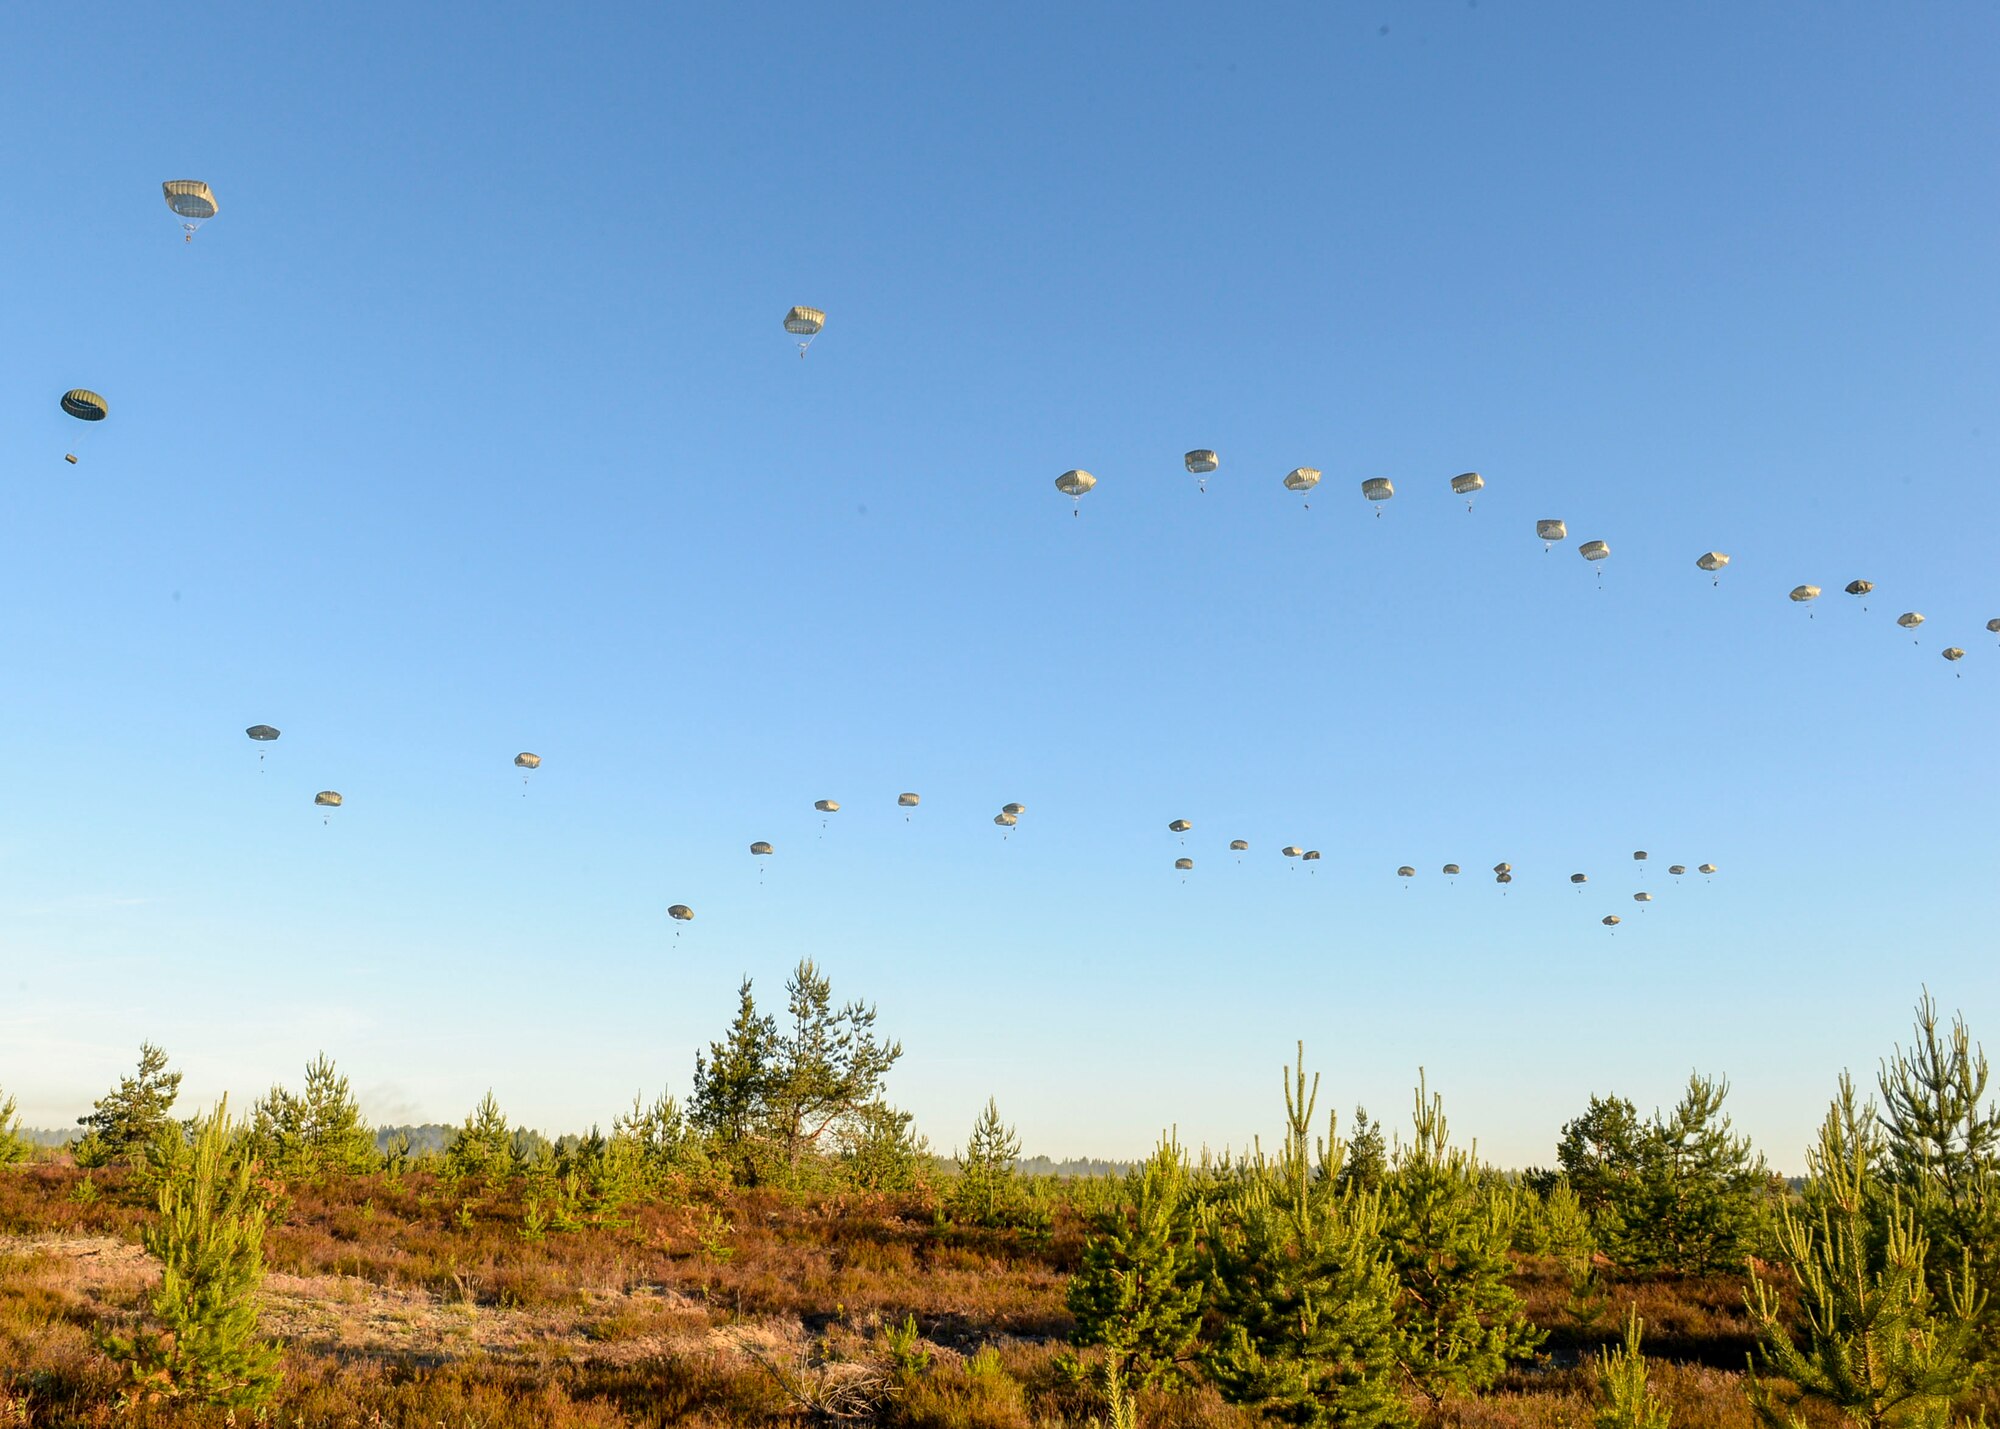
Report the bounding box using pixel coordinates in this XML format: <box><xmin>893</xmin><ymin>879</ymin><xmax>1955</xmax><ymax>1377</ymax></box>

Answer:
<box><xmin>2</xmin><ymin>978</ymin><xmax>1995</xmax><ymax>1429</ymax></box>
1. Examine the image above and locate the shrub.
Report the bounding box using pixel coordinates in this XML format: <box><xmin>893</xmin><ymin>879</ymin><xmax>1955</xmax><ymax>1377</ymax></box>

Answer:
<box><xmin>0</xmin><ymin>1087</ymin><xmax>28</xmax><ymax>1167</ymax></box>
<box><xmin>250</xmin><ymin>1052</ymin><xmax>380</xmax><ymax>1181</ymax></box>
<box><xmin>950</xmin><ymin>1097</ymin><xmax>1023</xmax><ymax>1227</ymax></box>
<box><xmin>1067</xmin><ymin>1133</ymin><xmax>1205</xmax><ymax>1391</ymax></box>
<box><xmin>1596</xmin><ymin>1310</ymin><xmax>1671</xmax><ymax>1429</ymax></box>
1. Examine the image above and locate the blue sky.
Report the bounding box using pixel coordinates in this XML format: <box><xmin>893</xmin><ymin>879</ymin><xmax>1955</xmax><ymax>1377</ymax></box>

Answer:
<box><xmin>2</xmin><ymin>3</ymin><xmax>1994</xmax><ymax>1170</ymax></box>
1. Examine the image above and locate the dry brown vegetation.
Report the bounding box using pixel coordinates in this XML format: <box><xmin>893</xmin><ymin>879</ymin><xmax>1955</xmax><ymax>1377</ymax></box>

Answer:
<box><xmin>0</xmin><ymin>1159</ymin><xmax>1875</xmax><ymax>1429</ymax></box>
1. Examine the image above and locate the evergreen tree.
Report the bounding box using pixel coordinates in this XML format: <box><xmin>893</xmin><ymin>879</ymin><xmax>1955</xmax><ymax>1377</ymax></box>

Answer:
<box><xmin>1341</xmin><ymin>1107</ymin><xmax>1388</xmax><ymax>1194</ymax></box>
<box><xmin>835</xmin><ymin>1099</ymin><xmax>929</xmax><ymax>1191</ymax></box>
<box><xmin>951</xmin><ymin>1096</ymin><xmax>1022</xmax><ymax>1226</ymax></box>
<box><xmin>765</xmin><ymin>959</ymin><xmax>904</xmax><ymax>1174</ymax></box>
<box><xmin>690</xmin><ymin>977</ymin><xmax>778</xmax><ymax>1176</ymax></box>
<box><xmin>250</xmin><ymin>1053</ymin><xmax>379</xmax><ymax>1181</ymax></box>
<box><xmin>75</xmin><ymin>1042</ymin><xmax>183</xmax><ymax>1162</ymax></box>
<box><xmin>106</xmin><ymin>1097</ymin><xmax>282</xmax><ymax>1407</ymax></box>
<box><xmin>1379</xmin><ymin>1072</ymin><xmax>1542</xmax><ymax>1405</ymax></box>
<box><xmin>1067</xmin><ymin>1133</ymin><xmax>1206</xmax><ymax>1391</ymax></box>
<box><xmin>1557</xmin><ymin>1094</ymin><xmax>1645</xmax><ymax>1231</ymax></box>
<box><xmin>1202</xmin><ymin>1044</ymin><xmax>1410</xmax><ymax>1429</ymax></box>
<box><xmin>444</xmin><ymin>1091</ymin><xmax>516</xmax><ymax>1186</ymax></box>
<box><xmin>0</xmin><ymin>1086</ymin><xmax>28</xmax><ymax>1167</ymax></box>
<box><xmin>1621</xmin><ymin>1073</ymin><xmax>1771</xmax><ymax>1274</ymax></box>
<box><xmin>1876</xmin><ymin>993</ymin><xmax>2000</xmax><ymax>1342</ymax></box>
<box><xmin>1746</xmin><ymin>1077</ymin><xmax>1983</xmax><ymax>1429</ymax></box>
<box><xmin>1596</xmin><ymin>1311</ymin><xmax>1671</xmax><ymax>1429</ymax></box>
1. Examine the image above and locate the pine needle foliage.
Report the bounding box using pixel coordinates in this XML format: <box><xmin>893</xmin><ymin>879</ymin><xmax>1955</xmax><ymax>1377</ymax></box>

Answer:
<box><xmin>106</xmin><ymin>1097</ymin><xmax>282</xmax><ymax>1408</ymax></box>
<box><xmin>1596</xmin><ymin>1310</ymin><xmax>1671</xmax><ymax>1429</ymax></box>
<box><xmin>1746</xmin><ymin>1076</ymin><xmax>1984</xmax><ymax>1429</ymax></box>
<box><xmin>1379</xmin><ymin>1072</ymin><xmax>1543</xmax><ymax>1405</ymax></box>
<box><xmin>250</xmin><ymin>1053</ymin><xmax>379</xmax><ymax>1181</ymax></box>
<box><xmin>951</xmin><ymin>1097</ymin><xmax>1022</xmax><ymax>1227</ymax></box>
<box><xmin>1202</xmin><ymin>1043</ymin><xmax>1411</xmax><ymax>1429</ymax></box>
<box><xmin>1067</xmin><ymin>1132</ymin><xmax>1206</xmax><ymax>1391</ymax></box>
<box><xmin>0</xmin><ymin>1086</ymin><xmax>28</xmax><ymax>1167</ymax></box>
<box><xmin>1622</xmin><ymin>1073</ymin><xmax>1771</xmax><ymax>1274</ymax></box>
<box><xmin>444</xmin><ymin>1091</ymin><xmax>517</xmax><ymax>1187</ymax></box>
<box><xmin>75</xmin><ymin>1042</ymin><xmax>183</xmax><ymax>1163</ymax></box>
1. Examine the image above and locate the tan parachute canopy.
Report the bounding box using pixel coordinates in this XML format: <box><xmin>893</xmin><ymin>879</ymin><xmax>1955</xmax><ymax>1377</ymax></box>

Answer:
<box><xmin>1303</xmin><ymin>850</ymin><xmax>1321</xmax><ymax>861</ymax></box>
<box><xmin>1943</xmin><ymin>647</ymin><xmax>1965</xmax><ymax>662</ymax></box>
<box><xmin>1633</xmin><ymin>850</ymin><xmax>1648</xmax><ymax>861</ymax></box>
<box><xmin>1634</xmin><ymin>892</ymin><xmax>1652</xmax><ymax>903</ymax></box>
<box><xmin>1987</xmin><ymin>619</ymin><xmax>2000</xmax><ymax>634</ymax></box>
<box><xmin>1669</xmin><ymin>864</ymin><xmax>1686</xmax><ymax>876</ymax></box>
<box><xmin>1698</xmin><ymin>863</ymin><xmax>1717</xmax><ymax>875</ymax></box>
<box><xmin>1898</xmin><ymin>612</ymin><xmax>1926</xmax><ymax>629</ymax></box>
<box><xmin>1175</xmin><ymin>857</ymin><xmax>1194</xmax><ymax>870</ymax></box>
<box><xmin>1602</xmin><ymin>915</ymin><xmax>1621</xmax><ymax>927</ymax></box>
<box><xmin>783</xmin><ymin>306</ymin><xmax>824</xmax><ymax>336</ymax></box>
<box><xmin>162</xmin><ymin>180</ymin><xmax>218</xmax><ymax>220</ymax></box>
<box><xmin>1790</xmin><ymin>585</ymin><xmax>1821</xmax><ymax>603</ymax></box>
<box><xmin>1229</xmin><ymin>839</ymin><xmax>1249</xmax><ymax>851</ymax></box>
<box><xmin>1283</xmin><ymin>466</ymin><xmax>1321</xmax><ymax>493</ymax></box>
<box><xmin>1002</xmin><ymin>802</ymin><xmax>1026</xmax><ymax>816</ymax></box>
<box><xmin>1361</xmin><ymin>477</ymin><xmax>1394</xmax><ymax>503</ymax></box>
<box><xmin>994</xmin><ymin>812</ymin><xmax>1017</xmax><ymax>827</ymax></box>
<box><xmin>246</xmin><ymin>725</ymin><xmax>279</xmax><ymax>741</ymax></box>
<box><xmin>1168</xmin><ymin>819</ymin><xmax>1192</xmax><ymax>833</ymax></box>
<box><xmin>1697</xmin><ymin>552</ymin><xmax>1730</xmax><ymax>573</ymax></box>
<box><xmin>1397</xmin><ymin>865</ymin><xmax>1416</xmax><ymax>877</ymax></box>
<box><xmin>1537</xmin><ymin>519</ymin><xmax>1567</xmax><ymax>545</ymax></box>
<box><xmin>898</xmin><ymin>792</ymin><xmax>920</xmax><ymax>807</ymax></box>
<box><xmin>1493</xmin><ymin>862</ymin><xmax>1511</xmax><ymax>875</ymax></box>
<box><xmin>1450</xmin><ymin>472</ymin><xmax>1484</xmax><ymax>496</ymax></box>
<box><xmin>1184</xmin><ymin>450</ymin><xmax>1219</xmax><ymax>474</ymax></box>
<box><xmin>514</xmin><ymin>752</ymin><xmax>541</xmax><ymax>769</ymax></box>
<box><xmin>667</xmin><ymin>904</ymin><xmax>694</xmax><ymax>922</ymax></box>
<box><xmin>314</xmin><ymin>791</ymin><xmax>342</xmax><ymax>807</ymax></box>
<box><xmin>750</xmin><ymin>841</ymin><xmax>774</xmax><ymax>855</ymax></box>
<box><xmin>1496</xmin><ymin>872</ymin><xmax>1513</xmax><ymax>885</ymax></box>
<box><xmin>814</xmin><ymin>799</ymin><xmax>840</xmax><ymax>813</ymax></box>
<box><xmin>61</xmin><ymin>390</ymin><xmax>108</xmax><ymax>421</ymax></box>
<box><xmin>1442</xmin><ymin>863</ymin><xmax>1460</xmax><ymax>875</ymax></box>
<box><xmin>1579</xmin><ymin>540</ymin><xmax>1610</xmax><ymax>562</ymax></box>
<box><xmin>1846</xmin><ymin>580</ymin><xmax>1875</xmax><ymax>597</ymax></box>
<box><xmin>1571</xmin><ymin>873</ymin><xmax>1588</xmax><ymax>884</ymax></box>
<box><xmin>1055</xmin><ymin>470</ymin><xmax>1096</xmax><ymax>497</ymax></box>
<box><xmin>1282</xmin><ymin>846</ymin><xmax>1303</xmax><ymax>858</ymax></box>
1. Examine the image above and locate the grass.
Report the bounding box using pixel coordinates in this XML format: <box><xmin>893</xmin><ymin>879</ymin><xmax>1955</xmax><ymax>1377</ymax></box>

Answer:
<box><xmin>0</xmin><ymin>1161</ymin><xmax>1980</xmax><ymax>1429</ymax></box>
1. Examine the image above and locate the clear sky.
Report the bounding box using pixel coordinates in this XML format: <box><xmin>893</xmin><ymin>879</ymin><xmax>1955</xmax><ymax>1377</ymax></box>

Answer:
<box><xmin>2</xmin><ymin>3</ymin><xmax>1995</xmax><ymax>1172</ymax></box>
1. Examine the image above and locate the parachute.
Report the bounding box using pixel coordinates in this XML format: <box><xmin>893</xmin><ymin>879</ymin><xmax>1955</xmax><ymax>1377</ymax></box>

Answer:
<box><xmin>1493</xmin><ymin>862</ymin><xmax>1511</xmax><ymax>875</ymax></box>
<box><xmin>1229</xmin><ymin>839</ymin><xmax>1249</xmax><ymax>852</ymax></box>
<box><xmin>1571</xmin><ymin>873</ymin><xmax>1588</xmax><ymax>885</ymax></box>
<box><xmin>1055</xmin><ymin>469</ymin><xmax>1096</xmax><ymax>515</ymax></box>
<box><xmin>1602</xmin><ymin>915</ymin><xmax>1621</xmax><ymax>927</ymax></box>
<box><xmin>314</xmin><ymin>790</ymin><xmax>342</xmax><ymax>826</ymax></box>
<box><xmin>994</xmin><ymin>812</ymin><xmax>1017</xmax><ymax>828</ymax></box>
<box><xmin>1790</xmin><ymin>586</ymin><xmax>1822</xmax><ymax>619</ymax></box>
<box><xmin>1634</xmin><ymin>892</ymin><xmax>1652</xmax><ymax>903</ymax></box>
<box><xmin>1579</xmin><ymin>540</ymin><xmax>1610</xmax><ymax>562</ymax></box>
<box><xmin>1168</xmin><ymin>819</ymin><xmax>1192</xmax><ymax>833</ymax></box>
<box><xmin>814</xmin><ymin>799</ymin><xmax>840</xmax><ymax>813</ymax></box>
<box><xmin>1633</xmin><ymin>850</ymin><xmax>1648</xmax><ymax>862</ymax></box>
<box><xmin>1898</xmin><ymin>613</ymin><xmax>1925</xmax><ymax>645</ymax></box>
<box><xmin>1185</xmin><ymin>450</ymin><xmax>1218</xmax><ymax>492</ymax></box>
<box><xmin>1496</xmin><ymin>872</ymin><xmax>1512</xmax><ymax>885</ymax></box>
<box><xmin>514</xmin><ymin>753</ymin><xmax>541</xmax><ymax>769</ymax></box>
<box><xmin>1442</xmin><ymin>864</ymin><xmax>1460</xmax><ymax>876</ymax></box>
<box><xmin>1988</xmin><ymin>619</ymin><xmax>2000</xmax><ymax>634</ymax></box>
<box><xmin>1302</xmin><ymin>850</ymin><xmax>1320</xmax><ymax>862</ymax></box>
<box><xmin>1450</xmin><ymin>472</ymin><xmax>1484</xmax><ymax>510</ymax></box>
<box><xmin>667</xmin><ymin>903</ymin><xmax>694</xmax><ymax>922</ymax></box>
<box><xmin>60</xmin><ymin>389</ymin><xmax>107</xmax><ymax>464</ymax></box>
<box><xmin>1697</xmin><ymin>551</ymin><xmax>1730</xmax><ymax>586</ymax></box>
<box><xmin>898</xmin><ymin>792</ymin><xmax>921</xmax><ymax>807</ymax></box>
<box><xmin>1943</xmin><ymin>647</ymin><xmax>1965</xmax><ymax>671</ymax></box>
<box><xmin>750</xmin><ymin>841</ymin><xmax>774</xmax><ymax>855</ymax></box>
<box><xmin>1002</xmin><ymin>802</ymin><xmax>1026</xmax><ymax>817</ymax></box>
<box><xmin>1397</xmin><ymin>865</ymin><xmax>1416</xmax><ymax>878</ymax></box>
<box><xmin>1361</xmin><ymin>477</ymin><xmax>1394</xmax><ymax>513</ymax></box>
<box><xmin>1174</xmin><ymin>857</ymin><xmax>1194</xmax><ymax>871</ymax></box>
<box><xmin>1669</xmin><ymin>865</ymin><xmax>1685</xmax><ymax>876</ymax></box>
<box><xmin>246</xmin><ymin>724</ymin><xmax>278</xmax><ymax>772</ymax></box>
<box><xmin>1282</xmin><ymin>846</ymin><xmax>1303</xmax><ymax>858</ymax></box>
<box><xmin>1846</xmin><ymin>579</ymin><xmax>1875</xmax><ymax>611</ymax></box>
<box><xmin>1698</xmin><ymin>863</ymin><xmax>1717</xmax><ymax>875</ymax></box>
<box><xmin>1283</xmin><ymin>467</ymin><xmax>1321</xmax><ymax>507</ymax></box>
<box><xmin>1536</xmin><ymin>519</ymin><xmax>1567</xmax><ymax>551</ymax></box>
<box><xmin>783</xmin><ymin>306</ymin><xmax>825</xmax><ymax>358</ymax></box>
<box><xmin>162</xmin><ymin>180</ymin><xmax>219</xmax><ymax>241</ymax></box>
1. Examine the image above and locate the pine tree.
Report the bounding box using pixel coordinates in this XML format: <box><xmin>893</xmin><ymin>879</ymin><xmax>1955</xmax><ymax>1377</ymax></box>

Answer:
<box><xmin>444</xmin><ymin>1091</ymin><xmax>516</xmax><ymax>1186</ymax></box>
<box><xmin>1557</xmin><ymin>1094</ymin><xmax>1645</xmax><ymax>1233</ymax></box>
<box><xmin>1378</xmin><ymin>1072</ymin><xmax>1542</xmax><ymax>1405</ymax></box>
<box><xmin>690</xmin><ymin>977</ymin><xmax>778</xmax><ymax>1178</ymax></box>
<box><xmin>250</xmin><ymin>1053</ymin><xmax>379</xmax><ymax>1181</ymax></box>
<box><xmin>1341</xmin><ymin>1108</ymin><xmax>1388</xmax><ymax>1194</ymax></box>
<box><xmin>765</xmin><ymin>959</ymin><xmax>905</xmax><ymax>1176</ymax></box>
<box><xmin>951</xmin><ymin>1097</ymin><xmax>1021</xmax><ymax>1226</ymax></box>
<box><xmin>1595</xmin><ymin>1310</ymin><xmax>1671</xmax><ymax>1429</ymax></box>
<box><xmin>1622</xmin><ymin>1074</ymin><xmax>1771</xmax><ymax>1274</ymax></box>
<box><xmin>1067</xmin><ymin>1133</ymin><xmax>1206</xmax><ymax>1391</ymax></box>
<box><xmin>1746</xmin><ymin>1076</ymin><xmax>1983</xmax><ymax>1429</ymax></box>
<box><xmin>1202</xmin><ymin>1044</ymin><xmax>1411</xmax><ymax>1429</ymax></box>
<box><xmin>1876</xmin><ymin>993</ymin><xmax>2000</xmax><ymax>1345</ymax></box>
<box><xmin>107</xmin><ymin>1097</ymin><xmax>282</xmax><ymax>1407</ymax></box>
<box><xmin>0</xmin><ymin>1086</ymin><xmax>28</xmax><ymax>1167</ymax></box>
<box><xmin>75</xmin><ymin>1042</ymin><xmax>183</xmax><ymax>1162</ymax></box>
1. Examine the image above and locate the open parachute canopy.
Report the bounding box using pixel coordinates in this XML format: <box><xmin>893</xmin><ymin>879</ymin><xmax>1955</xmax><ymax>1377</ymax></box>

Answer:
<box><xmin>314</xmin><ymin>791</ymin><xmax>342</xmax><ymax>808</ymax></box>
<box><xmin>1669</xmin><ymin>865</ymin><xmax>1686</xmax><ymax>876</ymax></box>
<box><xmin>246</xmin><ymin>725</ymin><xmax>280</xmax><ymax>742</ymax></box>
<box><xmin>1450</xmin><ymin>472</ymin><xmax>1484</xmax><ymax>496</ymax></box>
<box><xmin>897</xmin><ymin>792</ymin><xmax>920</xmax><ymax>808</ymax></box>
<box><xmin>1496</xmin><ymin>872</ymin><xmax>1513</xmax><ymax>884</ymax></box>
<box><xmin>1442</xmin><ymin>863</ymin><xmax>1460</xmax><ymax>875</ymax></box>
<box><xmin>1697</xmin><ymin>552</ymin><xmax>1730</xmax><ymax>573</ymax></box>
<box><xmin>1230</xmin><ymin>839</ymin><xmax>1250</xmax><ymax>851</ymax></box>
<box><xmin>1283</xmin><ymin>466</ymin><xmax>1321</xmax><ymax>493</ymax></box>
<box><xmin>1898</xmin><ymin>612</ymin><xmax>1926</xmax><ymax>630</ymax></box>
<box><xmin>1943</xmin><ymin>647</ymin><xmax>1965</xmax><ymax>662</ymax></box>
<box><xmin>1537</xmin><ymin>519</ymin><xmax>1567</xmax><ymax>543</ymax></box>
<box><xmin>1634</xmin><ymin>892</ymin><xmax>1653</xmax><ymax>903</ymax></box>
<box><xmin>514</xmin><ymin>752</ymin><xmax>541</xmax><ymax>769</ymax></box>
<box><xmin>994</xmin><ymin>812</ymin><xmax>1017</xmax><ymax>828</ymax></box>
<box><xmin>1698</xmin><ymin>863</ymin><xmax>1718</xmax><ymax>875</ymax></box>
<box><xmin>783</xmin><ymin>306</ymin><xmax>824</xmax><ymax>337</ymax></box>
<box><xmin>1055</xmin><ymin>469</ymin><xmax>1096</xmax><ymax>499</ymax></box>
<box><xmin>1571</xmin><ymin>873</ymin><xmax>1588</xmax><ymax>884</ymax></box>
<box><xmin>1184</xmin><ymin>450</ymin><xmax>1218</xmax><ymax>475</ymax></box>
<box><xmin>750</xmin><ymin>841</ymin><xmax>773</xmax><ymax>855</ymax></box>
<box><xmin>61</xmin><ymin>390</ymin><xmax>108</xmax><ymax>421</ymax></box>
<box><xmin>1847</xmin><ymin>580</ymin><xmax>1875</xmax><ymax>597</ymax></box>
<box><xmin>1282</xmin><ymin>846</ymin><xmax>1303</xmax><ymax>858</ymax></box>
<box><xmin>1303</xmin><ymin>850</ymin><xmax>1321</xmax><ymax>861</ymax></box>
<box><xmin>1603</xmin><ymin>916</ymin><xmax>1621</xmax><ymax>927</ymax></box>
<box><xmin>162</xmin><ymin>180</ymin><xmax>218</xmax><ymax>221</ymax></box>
<box><xmin>1168</xmin><ymin>819</ymin><xmax>1192</xmax><ymax>833</ymax></box>
<box><xmin>1361</xmin><ymin>477</ymin><xmax>1395</xmax><ymax>503</ymax></box>
<box><xmin>668</xmin><ymin>904</ymin><xmax>694</xmax><ymax>922</ymax></box>
<box><xmin>1790</xmin><ymin>585</ymin><xmax>1821</xmax><ymax>603</ymax></box>
<box><xmin>1493</xmin><ymin>862</ymin><xmax>1511</xmax><ymax>875</ymax></box>
<box><xmin>1579</xmin><ymin>540</ymin><xmax>1611</xmax><ymax>562</ymax></box>
<box><xmin>1397</xmin><ymin>865</ymin><xmax>1416</xmax><ymax>877</ymax></box>
<box><xmin>1987</xmin><ymin>619</ymin><xmax>2000</xmax><ymax>634</ymax></box>
<box><xmin>814</xmin><ymin>799</ymin><xmax>840</xmax><ymax>813</ymax></box>
<box><xmin>1002</xmin><ymin>802</ymin><xmax>1026</xmax><ymax>816</ymax></box>
<box><xmin>1633</xmin><ymin>850</ymin><xmax>1648</xmax><ymax>861</ymax></box>
<box><xmin>1174</xmin><ymin>857</ymin><xmax>1194</xmax><ymax>870</ymax></box>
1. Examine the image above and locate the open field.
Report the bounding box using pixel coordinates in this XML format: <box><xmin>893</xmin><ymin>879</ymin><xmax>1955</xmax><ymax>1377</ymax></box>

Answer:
<box><xmin>0</xmin><ymin>1159</ymin><xmax>1905</xmax><ymax>1429</ymax></box>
